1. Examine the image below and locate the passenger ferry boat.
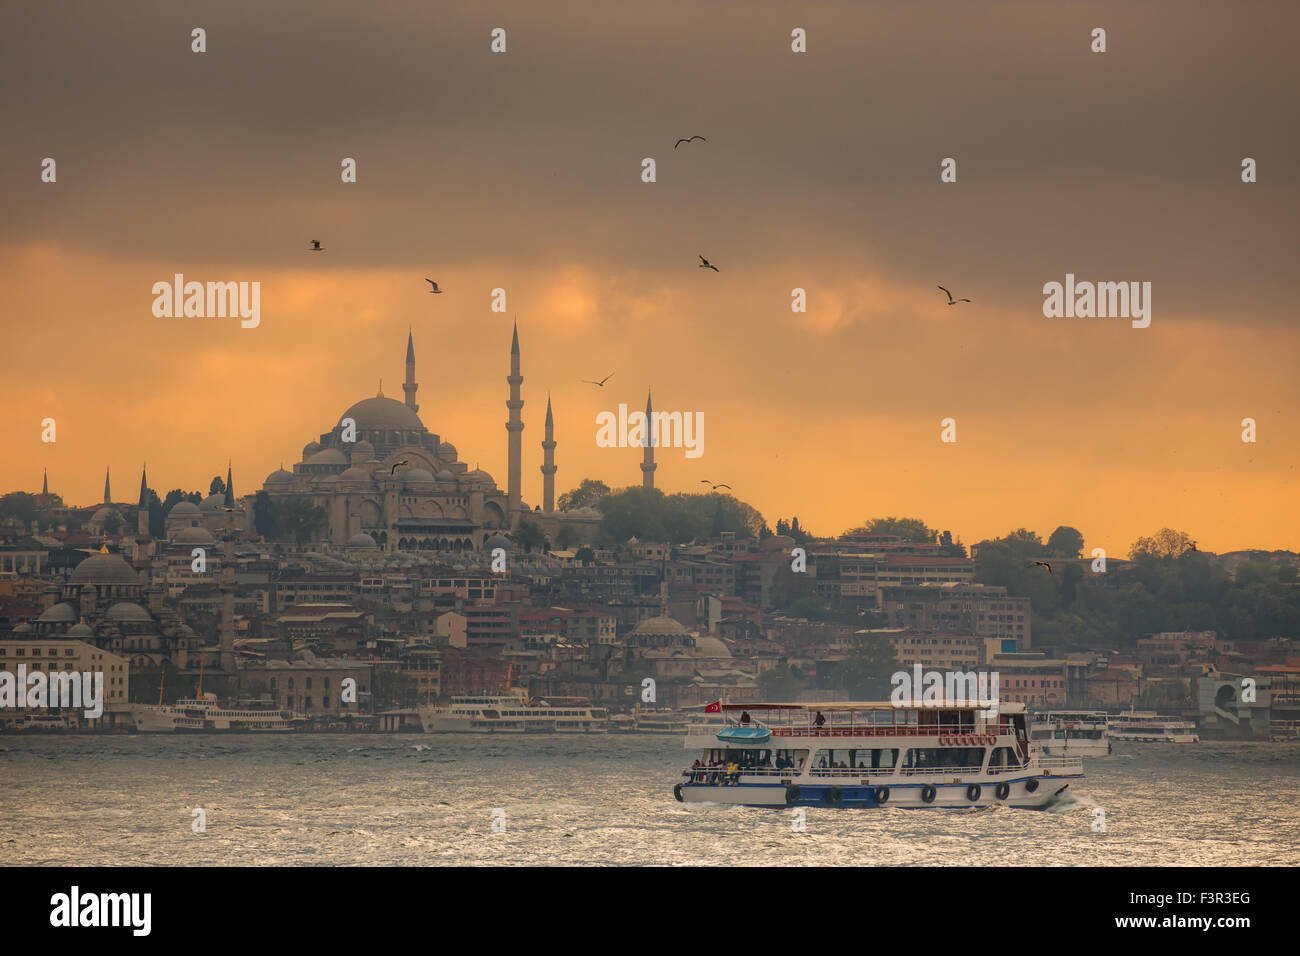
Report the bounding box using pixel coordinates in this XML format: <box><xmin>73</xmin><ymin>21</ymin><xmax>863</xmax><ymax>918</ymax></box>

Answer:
<box><xmin>419</xmin><ymin>694</ymin><xmax>610</xmax><ymax>733</ymax></box>
<box><xmin>1030</xmin><ymin>711</ymin><xmax>1111</xmax><ymax>757</ymax></box>
<box><xmin>133</xmin><ymin>693</ymin><xmax>305</xmax><ymax>732</ymax></box>
<box><xmin>674</xmin><ymin>701</ymin><xmax>1083</xmax><ymax>809</ymax></box>
<box><xmin>1107</xmin><ymin>710</ymin><xmax>1200</xmax><ymax>743</ymax></box>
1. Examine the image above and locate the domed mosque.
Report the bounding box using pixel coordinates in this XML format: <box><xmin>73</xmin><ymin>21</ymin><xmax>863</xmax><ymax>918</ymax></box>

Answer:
<box><xmin>260</xmin><ymin>326</ymin><xmax>532</xmax><ymax>553</ymax></box>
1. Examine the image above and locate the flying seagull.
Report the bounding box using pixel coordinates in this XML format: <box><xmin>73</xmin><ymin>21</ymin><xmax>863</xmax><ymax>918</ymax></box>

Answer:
<box><xmin>221</xmin><ymin>506</ymin><xmax>239</xmax><ymax>513</ymax></box>
<box><xmin>699</xmin><ymin>255</ymin><xmax>719</xmax><ymax>272</ymax></box>
<box><xmin>1031</xmin><ymin>560</ymin><xmax>1053</xmax><ymax>574</ymax></box>
<box><xmin>425</xmin><ymin>279</ymin><xmax>444</xmax><ymax>294</ymax></box>
<box><xmin>391</xmin><ymin>459</ymin><xmax>410</xmax><ymax>475</ymax></box>
<box><xmin>700</xmin><ymin>480</ymin><xmax>731</xmax><ymax>491</ymax></box>
<box><xmin>582</xmin><ymin>373</ymin><xmax>615</xmax><ymax>387</ymax></box>
<box><xmin>309</xmin><ymin>240</ymin><xmax>324</xmax><ymax>251</ymax></box>
<box><xmin>674</xmin><ymin>135</ymin><xmax>706</xmax><ymax>149</ymax></box>
<box><xmin>938</xmin><ymin>285</ymin><xmax>970</xmax><ymax>305</ymax></box>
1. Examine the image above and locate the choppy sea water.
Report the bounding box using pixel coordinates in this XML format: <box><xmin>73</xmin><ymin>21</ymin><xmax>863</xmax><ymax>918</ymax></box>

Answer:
<box><xmin>1</xmin><ymin>735</ymin><xmax>1297</xmax><ymax>866</ymax></box>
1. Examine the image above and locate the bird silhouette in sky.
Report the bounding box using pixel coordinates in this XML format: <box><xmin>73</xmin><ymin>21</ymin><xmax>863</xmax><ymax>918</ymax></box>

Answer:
<box><xmin>938</xmin><ymin>285</ymin><xmax>970</xmax><ymax>305</ymax></box>
<box><xmin>674</xmin><ymin>135</ymin><xmax>706</xmax><ymax>149</ymax></box>
<box><xmin>391</xmin><ymin>459</ymin><xmax>410</xmax><ymax>475</ymax></box>
<box><xmin>700</xmin><ymin>480</ymin><xmax>731</xmax><ymax>491</ymax></box>
<box><xmin>425</xmin><ymin>279</ymin><xmax>444</xmax><ymax>294</ymax></box>
<box><xmin>699</xmin><ymin>255</ymin><xmax>719</xmax><ymax>272</ymax></box>
<box><xmin>309</xmin><ymin>240</ymin><xmax>324</xmax><ymax>251</ymax></box>
<box><xmin>1031</xmin><ymin>560</ymin><xmax>1053</xmax><ymax>574</ymax></box>
<box><xmin>582</xmin><ymin>373</ymin><xmax>615</xmax><ymax>387</ymax></box>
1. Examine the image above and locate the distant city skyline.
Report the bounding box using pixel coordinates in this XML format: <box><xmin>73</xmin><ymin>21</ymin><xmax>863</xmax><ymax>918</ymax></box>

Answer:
<box><xmin>3</xmin><ymin>1</ymin><xmax>1297</xmax><ymax>555</ymax></box>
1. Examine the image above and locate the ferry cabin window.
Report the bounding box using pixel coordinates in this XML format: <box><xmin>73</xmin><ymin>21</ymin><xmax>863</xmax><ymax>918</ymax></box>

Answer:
<box><xmin>901</xmin><ymin>747</ymin><xmax>985</xmax><ymax>771</ymax></box>
<box><xmin>987</xmin><ymin>747</ymin><xmax>1022</xmax><ymax>768</ymax></box>
<box><xmin>813</xmin><ymin>749</ymin><xmax>898</xmax><ymax>771</ymax></box>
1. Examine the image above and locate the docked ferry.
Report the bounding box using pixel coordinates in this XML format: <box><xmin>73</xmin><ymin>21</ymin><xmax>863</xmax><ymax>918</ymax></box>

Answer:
<box><xmin>674</xmin><ymin>701</ymin><xmax>1083</xmax><ymax>809</ymax></box>
<box><xmin>419</xmin><ymin>694</ymin><xmax>610</xmax><ymax>733</ymax></box>
<box><xmin>133</xmin><ymin>693</ymin><xmax>305</xmax><ymax>732</ymax></box>
<box><xmin>1030</xmin><ymin>711</ymin><xmax>1111</xmax><ymax>757</ymax></box>
<box><xmin>1107</xmin><ymin>710</ymin><xmax>1200</xmax><ymax>743</ymax></box>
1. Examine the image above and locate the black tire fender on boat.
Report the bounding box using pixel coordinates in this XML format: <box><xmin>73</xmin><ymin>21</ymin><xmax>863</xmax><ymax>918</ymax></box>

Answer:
<box><xmin>921</xmin><ymin>785</ymin><xmax>937</xmax><ymax>804</ymax></box>
<box><xmin>875</xmin><ymin>786</ymin><xmax>890</xmax><ymax>805</ymax></box>
<box><xmin>673</xmin><ymin>783</ymin><xmax>683</xmax><ymax>803</ymax></box>
<box><xmin>1025</xmin><ymin>778</ymin><xmax>1040</xmax><ymax>794</ymax></box>
<box><xmin>826</xmin><ymin>786</ymin><xmax>843</xmax><ymax>805</ymax></box>
<box><xmin>966</xmin><ymin>783</ymin><xmax>981</xmax><ymax>802</ymax></box>
<box><xmin>785</xmin><ymin>784</ymin><xmax>800</xmax><ymax>806</ymax></box>
<box><xmin>995</xmin><ymin>782</ymin><xmax>1010</xmax><ymax>800</ymax></box>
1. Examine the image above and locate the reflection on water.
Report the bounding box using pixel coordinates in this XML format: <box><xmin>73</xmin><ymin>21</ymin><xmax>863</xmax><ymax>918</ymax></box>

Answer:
<box><xmin>1</xmin><ymin>735</ymin><xmax>1296</xmax><ymax>866</ymax></box>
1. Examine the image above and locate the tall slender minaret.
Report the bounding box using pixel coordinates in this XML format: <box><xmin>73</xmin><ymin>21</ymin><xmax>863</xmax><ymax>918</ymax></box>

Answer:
<box><xmin>505</xmin><ymin>320</ymin><xmax>524</xmax><ymax>522</ymax></box>
<box><xmin>137</xmin><ymin>465</ymin><xmax>150</xmax><ymax>537</ymax></box>
<box><xmin>640</xmin><ymin>389</ymin><xmax>657</xmax><ymax>490</ymax></box>
<box><xmin>42</xmin><ymin>468</ymin><xmax>48</xmax><ymax>496</ymax></box>
<box><xmin>224</xmin><ymin>460</ymin><xmax>235</xmax><ymax>506</ymax></box>
<box><xmin>540</xmin><ymin>393</ymin><xmax>557</xmax><ymax>513</ymax></box>
<box><xmin>403</xmin><ymin>329</ymin><xmax>419</xmax><ymax>412</ymax></box>
<box><xmin>103</xmin><ymin>467</ymin><xmax>111</xmax><ymax>504</ymax></box>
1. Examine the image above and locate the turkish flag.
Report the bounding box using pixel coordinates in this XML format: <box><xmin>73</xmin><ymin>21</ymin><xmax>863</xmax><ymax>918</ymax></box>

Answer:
<box><xmin>705</xmin><ymin>701</ymin><xmax>721</xmax><ymax>713</ymax></box>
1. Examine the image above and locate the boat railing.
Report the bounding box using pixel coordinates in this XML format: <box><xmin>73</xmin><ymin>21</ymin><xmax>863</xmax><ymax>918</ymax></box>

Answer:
<box><xmin>895</xmin><ymin>764</ymin><xmax>987</xmax><ymax>777</ymax></box>
<box><xmin>760</xmin><ymin>723</ymin><xmax>1005</xmax><ymax>739</ymax></box>
<box><xmin>1035</xmin><ymin>755</ymin><xmax>1085</xmax><ymax>774</ymax></box>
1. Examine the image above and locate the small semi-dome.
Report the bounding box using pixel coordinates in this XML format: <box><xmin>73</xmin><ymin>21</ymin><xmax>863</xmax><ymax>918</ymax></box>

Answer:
<box><xmin>483</xmin><ymin>533</ymin><xmax>512</xmax><ymax>552</ymax></box>
<box><xmin>91</xmin><ymin>505</ymin><xmax>122</xmax><ymax>525</ymax></box>
<box><xmin>695</xmin><ymin>635</ymin><xmax>733</xmax><ymax>658</ymax></box>
<box><xmin>302</xmin><ymin>441</ymin><xmax>322</xmax><ymax>458</ymax></box>
<box><xmin>350</xmin><ymin>439</ymin><xmax>376</xmax><ymax>462</ymax></box>
<box><xmin>346</xmin><ymin>532</ymin><xmax>378</xmax><ymax>549</ymax></box>
<box><xmin>435</xmin><ymin>468</ymin><xmax>456</xmax><ymax>483</ymax></box>
<box><xmin>173</xmin><ymin>526</ymin><xmax>215</xmax><ymax>545</ymax></box>
<box><xmin>338</xmin><ymin>466</ymin><xmax>372</xmax><ymax>483</ymax></box>
<box><xmin>466</xmin><ymin>468</ymin><xmax>493</xmax><ymax>483</ymax></box>
<box><xmin>437</xmin><ymin>442</ymin><xmax>458</xmax><ymax>463</ymax></box>
<box><xmin>199</xmin><ymin>493</ymin><xmax>226</xmax><ymax>512</ymax></box>
<box><xmin>403</xmin><ymin>468</ymin><xmax>436</xmax><ymax>483</ymax></box>
<box><xmin>168</xmin><ymin>500</ymin><xmax>201</xmax><ymax>517</ymax></box>
<box><xmin>105</xmin><ymin>602</ymin><xmax>152</xmax><ymax>623</ymax></box>
<box><xmin>70</xmin><ymin>552</ymin><xmax>139</xmax><ymax>586</ymax></box>
<box><xmin>37</xmin><ymin>603</ymin><xmax>77</xmax><ymax>623</ymax></box>
<box><xmin>11</xmin><ymin>622</ymin><xmax>34</xmax><ymax>634</ymax></box>
<box><xmin>67</xmin><ymin>622</ymin><xmax>95</xmax><ymax>639</ymax></box>
<box><xmin>264</xmin><ymin>468</ymin><xmax>294</xmax><ymax>485</ymax></box>
<box><xmin>305</xmin><ymin>448</ymin><xmax>348</xmax><ymax>466</ymax></box>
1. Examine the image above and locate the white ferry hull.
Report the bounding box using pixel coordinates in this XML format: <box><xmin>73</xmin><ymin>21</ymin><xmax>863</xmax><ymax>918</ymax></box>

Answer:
<box><xmin>1038</xmin><ymin>739</ymin><xmax>1110</xmax><ymax>757</ymax></box>
<box><xmin>418</xmin><ymin>708</ymin><xmax>609</xmax><ymax>734</ymax></box>
<box><xmin>675</xmin><ymin>774</ymin><xmax>1075</xmax><ymax>810</ymax></box>
<box><xmin>132</xmin><ymin>704</ymin><xmax>301</xmax><ymax>732</ymax></box>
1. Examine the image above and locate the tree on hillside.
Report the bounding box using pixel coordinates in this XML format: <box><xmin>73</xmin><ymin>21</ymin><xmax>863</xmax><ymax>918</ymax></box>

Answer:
<box><xmin>558</xmin><ymin>478</ymin><xmax>611</xmax><ymax>511</ymax></box>
<box><xmin>758</xmin><ymin>664</ymin><xmax>805</xmax><ymax>701</ymax></box>
<box><xmin>1130</xmin><ymin>528</ymin><xmax>1197</xmax><ymax>559</ymax></box>
<box><xmin>209</xmin><ymin>476</ymin><xmax>226</xmax><ymax>496</ymax></box>
<box><xmin>1046</xmin><ymin>526</ymin><xmax>1085</xmax><ymax>558</ymax></box>
<box><xmin>515</xmin><ymin>517</ymin><xmax>547</xmax><ymax>553</ymax></box>
<box><xmin>845</xmin><ymin>517</ymin><xmax>935</xmax><ymax>543</ymax></box>
<box><xmin>0</xmin><ymin>492</ymin><xmax>37</xmax><ymax>533</ymax></box>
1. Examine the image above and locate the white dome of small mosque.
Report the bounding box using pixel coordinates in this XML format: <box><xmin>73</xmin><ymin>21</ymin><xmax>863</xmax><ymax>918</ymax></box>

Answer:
<box><xmin>437</xmin><ymin>442</ymin><xmax>458</xmax><ymax>463</ymax></box>
<box><xmin>302</xmin><ymin>441</ymin><xmax>322</xmax><ymax>458</ymax></box>
<box><xmin>173</xmin><ymin>526</ymin><xmax>215</xmax><ymax>545</ymax></box>
<box><xmin>168</xmin><ymin>499</ymin><xmax>201</xmax><ymax>517</ymax></box>
<box><xmin>70</xmin><ymin>552</ymin><xmax>139</xmax><ymax>586</ymax></box>
<box><xmin>694</xmin><ymin>635</ymin><xmax>733</xmax><ymax>659</ymax></box>
<box><xmin>11</xmin><ymin>622</ymin><xmax>34</xmax><ymax>634</ymax></box>
<box><xmin>91</xmin><ymin>505</ymin><xmax>122</xmax><ymax>524</ymax></box>
<box><xmin>37</xmin><ymin>603</ymin><xmax>78</xmax><ymax>624</ymax></box>
<box><xmin>631</xmin><ymin>615</ymin><xmax>690</xmax><ymax>639</ymax></box>
<box><xmin>466</xmin><ymin>467</ymin><xmax>493</xmax><ymax>483</ymax></box>
<box><xmin>346</xmin><ymin>532</ymin><xmax>378</xmax><ymax>550</ymax></box>
<box><xmin>350</xmin><ymin>439</ymin><xmax>376</xmax><ymax>462</ymax></box>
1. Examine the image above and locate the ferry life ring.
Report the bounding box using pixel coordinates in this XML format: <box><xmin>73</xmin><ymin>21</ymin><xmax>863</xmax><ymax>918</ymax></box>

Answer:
<box><xmin>1025</xmin><ymin>779</ymin><xmax>1040</xmax><ymax>794</ymax></box>
<box><xmin>785</xmin><ymin>784</ymin><xmax>801</xmax><ymax>806</ymax></box>
<box><xmin>673</xmin><ymin>783</ymin><xmax>684</xmax><ymax>802</ymax></box>
<box><xmin>827</xmin><ymin>786</ymin><xmax>843</xmax><ymax>805</ymax></box>
<box><xmin>995</xmin><ymin>782</ymin><xmax>1010</xmax><ymax>800</ymax></box>
<box><xmin>875</xmin><ymin>786</ymin><xmax>890</xmax><ymax>805</ymax></box>
<box><xmin>920</xmin><ymin>785</ymin><xmax>937</xmax><ymax>804</ymax></box>
<box><xmin>966</xmin><ymin>784</ymin><xmax>981</xmax><ymax>802</ymax></box>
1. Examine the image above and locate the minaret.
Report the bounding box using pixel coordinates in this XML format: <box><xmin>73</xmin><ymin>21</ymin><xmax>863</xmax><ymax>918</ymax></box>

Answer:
<box><xmin>640</xmin><ymin>389</ymin><xmax>657</xmax><ymax>490</ymax></box>
<box><xmin>224</xmin><ymin>460</ymin><xmax>235</xmax><ymax>506</ymax></box>
<box><xmin>505</xmin><ymin>320</ymin><xmax>524</xmax><ymax>522</ymax></box>
<box><xmin>219</xmin><ymin>532</ymin><xmax>236</xmax><ymax>674</ymax></box>
<box><xmin>403</xmin><ymin>329</ymin><xmax>419</xmax><ymax>412</ymax></box>
<box><xmin>42</xmin><ymin>469</ymin><xmax>48</xmax><ymax>496</ymax></box>
<box><xmin>137</xmin><ymin>465</ymin><xmax>150</xmax><ymax>537</ymax></box>
<box><xmin>103</xmin><ymin>467</ymin><xmax>111</xmax><ymax>504</ymax></box>
<box><xmin>540</xmin><ymin>394</ymin><xmax>557</xmax><ymax>513</ymax></box>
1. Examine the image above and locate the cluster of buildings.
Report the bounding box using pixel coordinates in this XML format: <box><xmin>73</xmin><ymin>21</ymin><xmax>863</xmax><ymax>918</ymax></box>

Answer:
<box><xmin>1</xmin><ymin>330</ymin><xmax>1297</xmax><ymax>737</ymax></box>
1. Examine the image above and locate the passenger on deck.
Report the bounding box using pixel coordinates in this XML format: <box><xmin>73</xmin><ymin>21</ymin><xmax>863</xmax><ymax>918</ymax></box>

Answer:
<box><xmin>814</xmin><ymin>711</ymin><xmax>826</xmax><ymax>727</ymax></box>
<box><xmin>740</xmin><ymin>711</ymin><xmax>751</xmax><ymax>725</ymax></box>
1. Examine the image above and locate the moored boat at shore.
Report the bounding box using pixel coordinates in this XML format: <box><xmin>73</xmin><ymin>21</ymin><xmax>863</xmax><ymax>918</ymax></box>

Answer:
<box><xmin>418</xmin><ymin>694</ymin><xmax>610</xmax><ymax>733</ymax></box>
<box><xmin>674</xmin><ymin>701</ymin><xmax>1082</xmax><ymax>809</ymax></box>
<box><xmin>1031</xmin><ymin>710</ymin><xmax>1111</xmax><ymax>757</ymax></box>
<box><xmin>133</xmin><ymin>693</ymin><xmax>305</xmax><ymax>732</ymax></box>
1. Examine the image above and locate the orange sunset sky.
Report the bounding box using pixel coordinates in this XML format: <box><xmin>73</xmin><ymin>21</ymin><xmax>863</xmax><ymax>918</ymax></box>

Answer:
<box><xmin>3</xmin><ymin>0</ymin><xmax>1297</xmax><ymax>556</ymax></box>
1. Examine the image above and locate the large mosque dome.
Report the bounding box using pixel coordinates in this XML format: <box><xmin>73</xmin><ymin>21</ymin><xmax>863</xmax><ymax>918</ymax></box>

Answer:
<box><xmin>70</xmin><ymin>552</ymin><xmax>139</xmax><ymax>586</ymax></box>
<box><xmin>340</xmin><ymin>396</ymin><xmax>424</xmax><ymax>431</ymax></box>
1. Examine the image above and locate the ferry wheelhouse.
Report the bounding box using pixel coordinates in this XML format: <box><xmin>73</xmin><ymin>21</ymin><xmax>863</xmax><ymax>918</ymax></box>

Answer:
<box><xmin>1107</xmin><ymin>710</ymin><xmax>1199</xmax><ymax>743</ymax></box>
<box><xmin>419</xmin><ymin>694</ymin><xmax>610</xmax><ymax>733</ymax></box>
<box><xmin>133</xmin><ymin>693</ymin><xmax>305</xmax><ymax>732</ymax></box>
<box><xmin>1030</xmin><ymin>711</ymin><xmax>1111</xmax><ymax>757</ymax></box>
<box><xmin>674</xmin><ymin>701</ymin><xmax>1082</xmax><ymax>809</ymax></box>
